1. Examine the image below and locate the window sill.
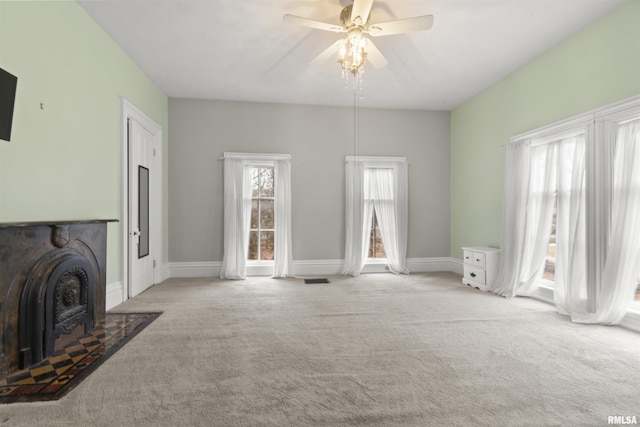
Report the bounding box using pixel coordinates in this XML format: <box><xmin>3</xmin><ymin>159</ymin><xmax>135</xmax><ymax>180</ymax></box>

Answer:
<box><xmin>362</xmin><ymin>259</ymin><xmax>389</xmax><ymax>273</ymax></box>
<box><xmin>532</xmin><ymin>282</ymin><xmax>554</xmax><ymax>305</ymax></box>
<box><xmin>627</xmin><ymin>300</ymin><xmax>640</xmax><ymax>314</ymax></box>
<box><xmin>246</xmin><ymin>261</ymin><xmax>274</xmax><ymax>276</ymax></box>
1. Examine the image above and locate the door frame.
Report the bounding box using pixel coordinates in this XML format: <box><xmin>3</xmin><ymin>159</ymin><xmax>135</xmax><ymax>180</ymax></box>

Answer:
<box><xmin>120</xmin><ymin>98</ymin><xmax>163</xmax><ymax>303</ymax></box>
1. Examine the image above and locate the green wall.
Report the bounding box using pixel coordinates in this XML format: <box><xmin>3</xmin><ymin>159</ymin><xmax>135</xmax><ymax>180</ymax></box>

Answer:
<box><xmin>450</xmin><ymin>0</ymin><xmax>640</xmax><ymax>259</ymax></box>
<box><xmin>0</xmin><ymin>1</ymin><xmax>169</xmax><ymax>284</ymax></box>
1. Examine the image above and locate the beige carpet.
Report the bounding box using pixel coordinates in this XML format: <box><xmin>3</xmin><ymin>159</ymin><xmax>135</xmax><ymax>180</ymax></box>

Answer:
<box><xmin>0</xmin><ymin>272</ymin><xmax>638</xmax><ymax>426</ymax></box>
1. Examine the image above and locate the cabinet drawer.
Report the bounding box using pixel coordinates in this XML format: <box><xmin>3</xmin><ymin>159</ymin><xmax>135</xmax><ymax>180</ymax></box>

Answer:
<box><xmin>471</xmin><ymin>252</ymin><xmax>486</xmax><ymax>268</ymax></box>
<box><xmin>464</xmin><ymin>265</ymin><xmax>486</xmax><ymax>285</ymax></box>
<box><xmin>463</xmin><ymin>250</ymin><xmax>473</xmax><ymax>264</ymax></box>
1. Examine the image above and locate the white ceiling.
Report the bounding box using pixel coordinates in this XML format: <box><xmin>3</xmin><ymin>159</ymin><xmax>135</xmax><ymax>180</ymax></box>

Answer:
<box><xmin>78</xmin><ymin>0</ymin><xmax>624</xmax><ymax>111</ymax></box>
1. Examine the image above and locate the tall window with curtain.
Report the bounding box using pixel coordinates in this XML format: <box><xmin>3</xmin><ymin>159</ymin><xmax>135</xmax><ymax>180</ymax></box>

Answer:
<box><xmin>343</xmin><ymin>156</ymin><xmax>409</xmax><ymax>276</ymax></box>
<box><xmin>493</xmin><ymin>96</ymin><xmax>640</xmax><ymax>325</ymax></box>
<box><xmin>220</xmin><ymin>153</ymin><xmax>293</xmax><ymax>279</ymax></box>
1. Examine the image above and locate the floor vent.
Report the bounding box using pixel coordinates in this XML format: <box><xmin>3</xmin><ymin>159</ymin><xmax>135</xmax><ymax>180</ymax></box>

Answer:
<box><xmin>304</xmin><ymin>278</ymin><xmax>330</xmax><ymax>284</ymax></box>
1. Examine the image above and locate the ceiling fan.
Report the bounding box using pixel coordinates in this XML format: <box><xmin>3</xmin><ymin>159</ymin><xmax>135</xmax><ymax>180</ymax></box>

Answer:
<box><xmin>283</xmin><ymin>0</ymin><xmax>434</xmax><ymax>79</ymax></box>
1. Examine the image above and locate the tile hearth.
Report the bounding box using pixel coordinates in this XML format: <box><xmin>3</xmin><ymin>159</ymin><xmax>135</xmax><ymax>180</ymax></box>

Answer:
<box><xmin>0</xmin><ymin>312</ymin><xmax>161</xmax><ymax>403</ymax></box>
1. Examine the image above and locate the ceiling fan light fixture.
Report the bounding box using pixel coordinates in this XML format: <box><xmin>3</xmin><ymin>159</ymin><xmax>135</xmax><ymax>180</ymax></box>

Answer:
<box><xmin>339</xmin><ymin>32</ymin><xmax>367</xmax><ymax>87</ymax></box>
<box><xmin>283</xmin><ymin>0</ymin><xmax>433</xmax><ymax>90</ymax></box>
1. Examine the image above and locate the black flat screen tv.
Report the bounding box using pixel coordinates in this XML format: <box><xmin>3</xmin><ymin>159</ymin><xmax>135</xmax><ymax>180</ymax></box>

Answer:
<box><xmin>0</xmin><ymin>67</ymin><xmax>18</xmax><ymax>142</ymax></box>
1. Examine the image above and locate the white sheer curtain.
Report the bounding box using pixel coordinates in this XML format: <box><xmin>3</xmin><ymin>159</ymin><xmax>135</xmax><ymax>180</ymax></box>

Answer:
<box><xmin>366</xmin><ymin>167</ymin><xmax>409</xmax><ymax>274</ymax></box>
<box><xmin>495</xmin><ymin>120</ymin><xmax>640</xmax><ymax>324</ymax></box>
<box><xmin>343</xmin><ymin>157</ymin><xmax>409</xmax><ymax>276</ymax></box>
<box><xmin>572</xmin><ymin>119</ymin><xmax>640</xmax><ymax>324</ymax></box>
<box><xmin>273</xmin><ymin>159</ymin><xmax>294</xmax><ymax>278</ymax></box>
<box><xmin>220</xmin><ymin>157</ymin><xmax>252</xmax><ymax>279</ymax></box>
<box><xmin>553</xmin><ymin>136</ymin><xmax>587</xmax><ymax>316</ymax></box>
<box><xmin>343</xmin><ymin>159</ymin><xmax>367</xmax><ymax>276</ymax></box>
<box><xmin>491</xmin><ymin>140</ymin><xmax>558</xmax><ymax>297</ymax></box>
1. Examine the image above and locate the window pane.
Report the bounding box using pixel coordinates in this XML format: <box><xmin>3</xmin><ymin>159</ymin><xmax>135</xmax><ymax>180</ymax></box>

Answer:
<box><xmin>260</xmin><ymin>232</ymin><xmax>274</xmax><ymax>260</ymax></box>
<box><xmin>260</xmin><ymin>168</ymin><xmax>274</xmax><ymax>198</ymax></box>
<box><xmin>260</xmin><ymin>199</ymin><xmax>274</xmax><ymax>229</ymax></box>
<box><xmin>251</xmin><ymin>168</ymin><xmax>260</xmax><ymax>198</ymax></box>
<box><xmin>248</xmin><ymin>231</ymin><xmax>259</xmax><ymax>260</ymax></box>
<box><xmin>250</xmin><ymin>199</ymin><xmax>259</xmax><ymax>229</ymax></box>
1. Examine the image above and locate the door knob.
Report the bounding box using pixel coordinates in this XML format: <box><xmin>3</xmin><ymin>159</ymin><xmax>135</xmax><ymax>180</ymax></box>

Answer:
<box><xmin>132</xmin><ymin>227</ymin><xmax>141</xmax><ymax>244</ymax></box>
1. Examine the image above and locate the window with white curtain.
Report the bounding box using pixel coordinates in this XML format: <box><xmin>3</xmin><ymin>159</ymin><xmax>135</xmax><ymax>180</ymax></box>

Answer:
<box><xmin>493</xmin><ymin>95</ymin><xmax>640</xmax><ymax>325</ymax></box>
<box><xmin>220</xmin><ymin>153</ymin><xmax>293</xmax><ymax>280</ymax></box>
<box><xmin>343</xmin><ymin>156</ymin><xmax>409</xmax><ymax>276</ymax></box>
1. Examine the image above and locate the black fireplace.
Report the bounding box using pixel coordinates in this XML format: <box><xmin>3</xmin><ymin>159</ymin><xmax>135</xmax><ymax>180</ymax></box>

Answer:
<box><xmin>0</xmin><ymin>220</ymin><xmax>115</xmax><ymax>378</ymax></box>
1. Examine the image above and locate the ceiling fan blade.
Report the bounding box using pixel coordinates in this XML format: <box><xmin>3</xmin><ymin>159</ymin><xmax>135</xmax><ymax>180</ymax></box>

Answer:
<box><xmin>350</xmin><ymin>0</ymin><xmax>374</xmax><ymax>26</ymax></box>
<box><xmin>365</xmin><ymin>39</ymin><xmax>388</xmax><ymax>69</ymax></box>
<box><xmin>283</xmin><ymin>14</ymin><xmax>344</xmax><ymax>33</ymax></box>
<box><xmin>367</xmin><ymin>15</ymin><xmax>434</xmax><ymax>37</ymax></box>
<box><xmin>310</xmin><ymin>39</ymin><xmax>343</xmax><ymax>65</ymax></box>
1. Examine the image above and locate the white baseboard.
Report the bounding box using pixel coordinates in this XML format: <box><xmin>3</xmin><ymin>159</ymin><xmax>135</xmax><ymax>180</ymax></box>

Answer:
<box><xmin>408</xmin><ymin>257</ymin><xmax>463</xmax><ymax>274</ymax></box>
<box><xmin>157</xmin><ymin>263</ymin><xmax>171</xmax><ymax>283</ymax></box>
<box><xmin>106</xmin><ymin>264</ymin><xmax>169</xmax><ymax>311</ymax></box>
<box><xmin>106</xmin><ymin>281</ymin><xmax>124</xmax><ymax>311</ymax></box>
<box><xmin>293</xmin><ymin>259</ymin><xmax>343</xmax><ymax>275</ymax></box>
<box><xmin>169</xmin><ymin>261</ymin><xmax>221</xmax><ymax>278</ymax></box>
<box><xmin>168</xmin><ymin>257</ymin><xmax>460</xmax><ymax>279</ymax></box>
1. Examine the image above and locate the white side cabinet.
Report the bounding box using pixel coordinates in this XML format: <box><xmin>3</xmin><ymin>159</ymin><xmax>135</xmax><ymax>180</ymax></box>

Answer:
<box><xmin>462</xmin><ymin>246</ymin><xmax>500</xmax><ymax>291</ymax></box>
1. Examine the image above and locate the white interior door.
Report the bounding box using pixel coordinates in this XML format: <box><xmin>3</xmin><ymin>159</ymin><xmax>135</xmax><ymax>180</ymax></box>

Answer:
<box><xmin>129</xmin><ymin>118</ymin><xmax>155</xmax><ymax>297</ymax></box>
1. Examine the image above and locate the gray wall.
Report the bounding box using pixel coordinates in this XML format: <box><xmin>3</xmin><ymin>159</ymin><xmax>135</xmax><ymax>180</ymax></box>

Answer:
<box><xmin>168</xmin><ymin>98</ymin><xmax>450</xmax><ymax>263</ymax></box>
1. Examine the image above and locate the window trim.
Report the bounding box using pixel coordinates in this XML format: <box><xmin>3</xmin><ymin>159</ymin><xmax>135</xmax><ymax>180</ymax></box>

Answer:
<box><xmin>223</xmin><ymin>152</ymin><xmax>291</xmax><ymax>162</ymax></box>
<box><xmin>347</xmin><ymin>156</ymin><xmax>405</xmax><ymax>266</ymax></box>
<box><xmin>345</xmin><ymin>155</ymin><xmax>405</xmax><ymax>170</ymax></box>
<box><xmin>222</xmin><ymin>152</ymin><xmax>290</xmax><ymax>268</ymax></box>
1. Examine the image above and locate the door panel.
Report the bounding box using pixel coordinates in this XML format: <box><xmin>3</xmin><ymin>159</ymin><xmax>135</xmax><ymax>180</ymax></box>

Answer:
<box><xmin>129</xmin><ymin>119</ymin><xmax>155</xmax><ymax>297</ymax></box>
<box><xmin>138</xmin><ymin>165</ymin><xmax>150</xmax><ymax>258</ymax></box>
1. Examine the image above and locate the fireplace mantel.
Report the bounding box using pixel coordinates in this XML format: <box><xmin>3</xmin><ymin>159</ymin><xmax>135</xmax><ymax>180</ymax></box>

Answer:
<box><xmin>0</xmin><ymin>219</ymin><xmax>116</xmax><ymax>378</ymax></box>
<box><xmin>0</xmin><ymin>219</ymin><xmax>117</xmax><ymax>228</ymax></box>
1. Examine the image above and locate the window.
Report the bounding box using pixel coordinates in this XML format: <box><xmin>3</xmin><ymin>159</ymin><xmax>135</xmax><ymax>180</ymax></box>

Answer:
<box><xmin>248</xmin><ymin>167</ymin><xmax>275</xmax><ymax>261</ymax></box>
<box><xmin>368</xmin><ymin>211</ymin><xmax>386</xmax><ymax>259</ymax></box>
<box><xmin>498</xmin><ymin>97</ymin><xmax>640</xmax><ymax>323</ymax></box>
<box><xmin>343</xmin><ymin>156</ymin><xmax>409</xmax><ymax>276</ymax></box>
<box><xmin>220</xmin><ymin>152</ymin><xmax>292</xmax><ymax>279</ymax></box>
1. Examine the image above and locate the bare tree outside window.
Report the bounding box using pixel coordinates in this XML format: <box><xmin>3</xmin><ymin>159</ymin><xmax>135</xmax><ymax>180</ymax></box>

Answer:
<box><xmin>248</xmin><ymin>167</ymin><xmax>275</xmax><ymax>261</ymax></box>
<box><xmin>368</xmin><ymin>211</ymin><xmax>386</xmax><ymax>259</ymax></box>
